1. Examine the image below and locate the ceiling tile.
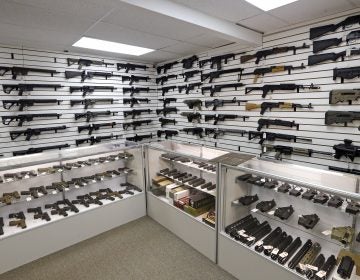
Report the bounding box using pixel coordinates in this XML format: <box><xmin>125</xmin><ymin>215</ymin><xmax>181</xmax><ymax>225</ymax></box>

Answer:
<box><xmin>185</xmin><ymin>33</ymin><xmax>233</xmax><ymax>48</ymax></box>
<box><xmin>159</xmin><ymin>42</ymin><xmax>208</xmax><ymax>55</ymax></box>
<box><xmin>347</xmin><ymin>0</ymin><xmax>360</xmax><ymax>7</ymax></box>
<box><xmin>139</xmin><ymin>50</ymin><xmax>181</xmax><ymax>63</ymax></box>
<box><xmin>237</xmin><ymin>13</ymin><xmax>288</xmax><ymax>33</ymax></box>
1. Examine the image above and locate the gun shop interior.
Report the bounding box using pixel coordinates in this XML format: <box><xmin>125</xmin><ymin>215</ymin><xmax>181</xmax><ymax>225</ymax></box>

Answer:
<box><xmin>0</xmin><ymin>1</ymin><xmax>360</xmax><ymax>279</ymax></box>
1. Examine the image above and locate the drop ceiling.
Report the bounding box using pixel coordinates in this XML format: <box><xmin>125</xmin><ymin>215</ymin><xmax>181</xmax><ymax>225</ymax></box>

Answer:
<box><xmin>0</xmin><ymin>0</ymin><xmax>359</xmax><ymax>63</ymax></box>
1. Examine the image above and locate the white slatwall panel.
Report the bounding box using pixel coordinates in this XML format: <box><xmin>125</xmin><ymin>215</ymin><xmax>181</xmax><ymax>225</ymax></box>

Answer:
<box><xmin>0</xmin><ymin>45</ymin><xmax>158</xmax><ymax>157</ymax></box>
<box><xmin>154</xmin><ymin>11</ymin><xmax>360</xmax><ymax>171</ymax></box>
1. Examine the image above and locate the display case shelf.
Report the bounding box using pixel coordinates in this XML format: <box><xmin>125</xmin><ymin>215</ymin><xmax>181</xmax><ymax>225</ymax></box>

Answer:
<box><xmin>160</xmin><ymin>155</ymin><xmax>216</xmax><ymax>175</ymax></box>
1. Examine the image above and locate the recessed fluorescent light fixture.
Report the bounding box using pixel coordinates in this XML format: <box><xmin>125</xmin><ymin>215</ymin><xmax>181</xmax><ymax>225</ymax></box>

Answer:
<box><xmin>245</xmin><ymin>0</ymin><xmax>299</xmax><ymax>11</ymax></box>
<box><xmin>72</xmin><ymin>37</ymin><xmax>154</xmax><ymax>56</ymax></box>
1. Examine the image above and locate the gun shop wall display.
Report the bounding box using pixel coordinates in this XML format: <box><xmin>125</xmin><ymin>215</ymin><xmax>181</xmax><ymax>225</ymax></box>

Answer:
<box><xmin>154</xmin><ymin>11</ymin><xmax>360</xmax><ymax>174</ymax></box>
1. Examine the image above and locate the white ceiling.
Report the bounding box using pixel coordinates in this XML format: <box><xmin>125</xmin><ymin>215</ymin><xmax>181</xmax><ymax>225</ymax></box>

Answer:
<box><xmin>0</xmin><ymin>0</ymin><xmax>359</xmax><ymax>63</ymax></box>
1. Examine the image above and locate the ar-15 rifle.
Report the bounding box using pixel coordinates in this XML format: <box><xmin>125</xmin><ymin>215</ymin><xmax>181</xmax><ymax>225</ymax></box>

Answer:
<box><xmin>2</xmin><ymin>84</ymin><xmax>62</xmax><ymax>96</ymax></box>
<box><xmin>328</xmin><ymin>166</ymin><xmax>360</xmax><ymax>175</ymax></box>
<box><xmin>3</xmin><ymin>99</ymin><xmax>61</xmax><ymax>111</ymax></box>
<box><xmin>181</xmin><ymin>112</ymin><xmax>201</xmax><ymax>122</ymax></box>
<box><xmin>180</xmin><ymin>70</ymin><xmax>201</xmax><ymax>82</ymax></box>
<box><xmin>122</xmin><ymin>75</ymin><xmax>150</xmax><ymax>85</ymax></box>
<box><xmin>0</xmin><ymin>66</ymin><xmax>59</xmax><ymax>79</ymax></box>
<box><xmin>205</xmin><ymin>128</ymin><xmax>247</xmax><ymax>139</ymax></box>
<box><xmin>333</xmin><ymin>139</ymin><xmax>360</xmax><ymax>161</ymax></box>
<box><xmin>245</xmin><ymin>83</ymin><xmax>319</xmax><ymax>98</ymax></box>
<box><xmin>257</xmin><ymin>119</ymin><xmax>299</xmax><ymax>131</ymax></box>
<box><xmin>76</xmin><ymin>134</ymin><xmax>119</xmax><ymax>146</ymax></box>
<box><xmin>309</xmin><ymin>14</ymin><xmax>360</xmax><ymax>40</ymax></box>
<box><xmin>248</xmin><ymin>131</ymin><xmax>311</xmax><ymax>145</ymax></box>
<box><xmin>157</xmin><ymin>130</ymin><xmax>178</xmax><ymax>139</ymax></box>
<box><xmin>199</xmin><ymin>52</ymin><xmax>244</xmax><ymax>70</ymax></box>
<box><xmin>329</xmin><ymin>89</ymin><xmax>360</xmax><ymax>104</ymax></box>
<box><xmin>123</xmin><ymin>109</ymin><xmax>151</xmax><ymax>119</ymax></box>
<box><xmin>160</xmin><ymin>86</ymin><xmax>176</xmax><ymax>96</ymax></box>
<box><xmin>13</xmin><ymin>144</ymin><xmax>70</xmax><ymax>156</ymax></box>
<box><xmin>158</xmin><ymin>98</ymin><xmax>177</xmax><ymax>107</ymax></box>
<box><xmin>65</xmin><ymin>70</ymin><xmax>121</xmax><ymax>82</ymax></box>
<box><xmin>241</xmin><ymin>43</ymin><xmax>309</xmax><ymax>64</ymax></box>
<box><xmin>261</xmin><ymin>144</ymin><xmax>332</xmax><ymax>160</ymax></box>
<box><xmin>156</xmin><ymin>74</ymin><xmax>177</xmax><ymax>85</ymax></box>
<box><xmin>312</xmin><ymin>31</ymin><xmax>360</xmax><ymax>53</ymax></box>
<box><xmin>159</xmin><ymin>118</ymin><xmax>176</xmax><ymax>127</ymax></box>
<box><xmin>333</xmin><ymin>66</ymin><xmax>360</xmax><ymax>83</ymax></box>
<box><xmin>156</xmin><ymin>107</ymin><xmax>177</xmax><ymax>116</ymax></box>
<box><xmin>157</xmin><ymin>61</ymin><xmax>178</xmax><ymax>74</ymax></box>
<box><xmin>69</xmin><ymin>86</ymin><xmax>116</xmax><ymax>97</ymax></box>
<box><xmin>74</xmin><ymin>111</ymin><xmax>113</xmax><ymax>122</ymax></box>
<box><xmin>10</xmin><ymin>125</ymin><xmax>67</xmax><ymax>140</ymax></box>
<box><xmin>126</xmin><ymin>133</ymin><xmax>153</xmax><ymax>142</ymax></box>
<box><xmin>205</xmin><ymin>97</ymin><xmax>242</xmax><ymax>110</ymax></box>
<box><xmin>184</xmin><ymin>99</ymin><xmax>202</xmax><ymax>110</ymax></box>
<box><xmin>67</xmin><ymin>58</ymin><xmax>114</xmax><ymax>69</ymax></box>
<box><xmin>202</xmin><ymin>83</ymin><xmax>244</xmax><ymax>97</ymax></box>
<box><xmin>308</xmin><ymin>49</ymin><xmax>360</xmax><ymax>66</ymax></box>
<box><xmin>201</xmin><ymin>67</ymin><xmax>243</xmax><ymax>83</ymax></box>
<box><xmin>204</xmin><ymin>114</ymin><xmax>248</xmax><ymax>125</ymax></box>
<box><xmin>178</xmin><ymin>82</ymin><xmax>202</xmax><ymax>94</ymax></box>
<box><xmin>2</xmin><ymin>113</ymin><xmax>61</xmax><ymax>126</ymax></box>
<box><xmin>246</xmin><ymin>101</ymin><xmax>313</xmax><ymax>115</ymax></box>
<box><xmin>181</xmin><ymin>55</ymin><xmax>198</xmax><ymax>69</ymax></box>
<box><xmin>325</xmin><ymin>111</ymin><xmax>360</xmax><ymax>129</ymax></box>
<box><xmin>123</xmin><ymin>87</ymin><xmax>154</xmax><ymax>96</ymax></box>
<box><xmin>117</xmin><ymin>63</ymin><xmax>147</xmax><ymax>72</ymax></box>
<box><xmin>78</xmin><ymin>122</ymin><xmax>116</xmax><ymax>135</ymax></box>
<box><xmin>70</xmin><ymin>98</ymin><xmax>114</xmax><ymax>109</ymax></box>
<box><xmin>122</xmin><ymin>120</ymin><xmax>152</xmax><ymax>130</ymax></box>
<box><xmin>123</xmin><ymin>97</ymin><xmax>149</xmax><ymax>107</ymax></box>
<box><xmin>182</xmin><ymin>127</ymin><xmax>204</xmax><ymax>138</ymax></box>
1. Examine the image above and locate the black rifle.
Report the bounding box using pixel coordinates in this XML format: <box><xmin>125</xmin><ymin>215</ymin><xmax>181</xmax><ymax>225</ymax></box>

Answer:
<box><xmin>202</xmin><ymin>83</ymin><xmax>244</xmax><ymax>97</ymax></box>
<box><xmin>158</xmin><ymin>98</ymin><xmax>177</xmax><ymax>107</ymax></box>
<box><xmin>123</xmin><ymin>87</ymin><xmax>154</xmax><ymax>96</ymax></box>
<box><xmin>156</xmin><ymin>74</ymin><xmax>177</xmax><ymax>85</ymax></box>
<box><xmin>204</xmin><ymin>114</ymin><xmax>248</xmax><ymax>125</ymax></box>
<box><xmin>10</xmin><ymin>125</ymin><xmax>67</xmax><ymax>140</ymax></box>
<box><xmin>156</xmin><ymin>107</ymin><xmax>177</xmax><ymax>116</ymax></box>
<box><xmin>241</xmin><ymin>43</ymin><xmax>309</xmax><ymax>64</ymax></box>
<box><xmin>347</xmin><ymin>30</ymin><xmax>360</xmax><ymax>44</ymax></box>
<box><xmin>201</xmin><ymin>67</ymin><xmax>243</xmax><ymax>83</ymax></box>
<box><xmin>0</xmin><ymin>66</ymin><xmax>59</xmax><ymax>79</ymax></box>
<box><xmin>181</xmin><ymin>112</ymin><xmax>201</xmax><ymax>122</ymax></box>
<box><xmin>262</xmin><ymin>144</ymin><xmax>332</xmax><ymax>160</ymax></box>
<box><xmin>205</xmin><ymin>97</ymin><xmax>242</xmax><ymax>110</ymax></box>
<box><xmin>246</xmin><ymin>101</ymin><xmax>313</xmax><ymax>115</ymax></box>
<box><xmin>329</xmin><ymin>89</ymin><xmax>360</xmax><ymax>104</ymax></box>
<box><xmin>333</xmin><ymin>66</ymin><xmax>360</xmax><ymax>83</ymax></box>
<box><xmin>70</xmin><ymin>98</ymin><xmax>114</xmax><ymax>109</ymax></box>
<box><xmin>199</xmin><ymin>52</ymin><xmax>244</xmax><ymax>70</ymax></box>
<box><xmin>74</xmin><ymin>111</ymin><xmax>113</xmax><ymax>122</ymax></box>
<box><xmin>13</xmin><ymin>144</ymin><xmax>69</xmax><ymax>156</ymax></box>
<box><xmin>333</xmin><ymin>139</ymin><xmax>360</xmax><ymax>161</ymax></box>
<box><xmin>126</xmin><ymin>133</ymin><xmax>153</xmax><ymax>142</ymax></box>
<box><xmin>76</xmin><ymin>134</ymin><xmax>119</xmax><ymax>146</ymax></box>
<box><xmin>184</xmin><ymin>99</ymin><xmax>202</xmax><ymax>110</ymax></box>
<box><xmin>205</xmin><ymin>128</ymin><xmax>247</xmax><ymax>139</ymax></box>
<box><xmin>182</xmin><ymin>127</ymin><xmax>204</xmax><ymax>138</ymax></box>
<box><xmin>2</xmin><ymin>84</ymin><xmax>62</xmax><ymax>96</ymax></box>
<box><xmin>313</xmin><ymin>37</ymin><xmax>343</xmax><ymax>53</ymax></box>
<box><xmin>122</xmin><ymin>120</ymin><xmax>152</xmax><ymax>130</ymax></box>
<box><xmin>3</xmin><ymin>99</ymin><xmax>61</xmax><ymax>111</ymax></box>
<box><xmin>325</xmin><ymin>111</ymin><xmax>360</xmax><ymax>128</ymax></box>
<box><xmin>78</xmin><ymin>122</ymin><xmax>116</xmax><ymax>135</ymax></box>
<box><xmin>156</xmin><ymin>61</ymin><xmax>178</xmax><ymax>74</ymax></box>
<box><xmin>242</xmin><ymin>64</ymin><xmax>306</xmax><ymax>82</ymax></box>
<box><xmin>178</xmin><ymin>82</ymin><xmax>202</xmax><ymax>94</ymax></box>
<box><xmin>117</xmin><ymin>63</ymin><xmax>147</xmax><ymax>72</ymax></box>
<box><xmin>69</xmin><ymin>86</ymin><xmax>116</xmax><ymax>97</ymax></box>
<box><xmin>257</xmin><ymin>118</ymin><xmax>300</xmax><ymax>131</ymax></box>
<box><xmin>122</xmin><ymin>75</ymin><xmax>150</xmax><ymax>85</ymax></box>
<box><xmin>249</xmin><ymin>131</ymin><xmax>311</xmax><ymax>145</ymax></box>
<box><xmin>123</xmin><ymin>109</ymin><xmax>151</xmax><ymax>119</ymax></box>
<box><xmin>67</xmin><ymin>58</ymin><xmax>114</xmax><ymax>69</ymax></box>
<box><xmin>328</xmin><ymin>166</ymin><xmax>360</xmax><ymax>175</ymax></box>
<box><xmin>180</xmin><ymin>70</ymin><xmax>201</xmax><ymax>82</ymax></box>
<box><xmin>161</xmin><ymin>86</ymin><xmax>176</xmax><ymax>96</ymax></box>
<box><xmin>2</xmin><ymin>113</ymin><xmax>61</xmax><ymax>126</ymax></box>
<box><xmin>65</xmin><ymin>70</ymin><xmax>121</xmax><ymax>82</ymax></box>
<box><xmin>245</xmin><ymin>83</ymin><xmax>319</xmax><ymax>98</ymax></box>
<box><xmin>159</xmin><ymin>118</ymin><xmax>176</xmax><ymax>127</ymax></box>
<box><xmin>309</xmin><ymin>15</ymin><xmax>360</xmax><ymax>40</ymax></box>
<box><xmin>181</xmin><ymin>55</ymin><xmax>198</xmax><ymax>69</ymax></box>
<box><xmin>123</xmin><ymin>97</ymin><xmax>149</xmax><ymax>107</ymax></box>
<box><xmin>157</xmin><ymin>130</ymin><xmax>178</xmax><ymax>139</ymax></box>
<box><xmin>308</xmin><ymin>51</ymin><xmax>347</xmax><ymax>66</ymax></box>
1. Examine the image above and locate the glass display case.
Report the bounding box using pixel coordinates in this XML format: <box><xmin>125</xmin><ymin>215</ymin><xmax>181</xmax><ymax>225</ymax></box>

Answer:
<box><xmin>0</xmin><ymin>141</ymin><xmax>146</xmax><ymax>274</ymax></box>
<box><xmin>218</xmin><ymin>157</ymin><xmax>360</xmax><ymax>280</ymax></box>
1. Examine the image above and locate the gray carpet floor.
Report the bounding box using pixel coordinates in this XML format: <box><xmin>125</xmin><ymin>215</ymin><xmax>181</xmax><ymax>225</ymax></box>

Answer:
<box><xmin>0</xmin><ymin>217</ymin><xmax>237</xmax><ymax>280</ymax></box>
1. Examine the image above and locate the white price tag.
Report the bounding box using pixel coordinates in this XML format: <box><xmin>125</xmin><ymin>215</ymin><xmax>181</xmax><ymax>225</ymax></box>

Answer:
<box><xmin>263</xmin><ymin>132</ymin><xmax>267</xmax><ymax>139</ymax></box>
<box><xmin>268</xmin><ymin>210</ymin><xmax>275</xmax><ymax>215</ymax></box>
<box><xmin>299</xmin><ymin>263</ymin><xmax>306</xmax><ymax>271</ymax></box>
<box><xmin>295</xmin><ymin>187</ymin><xmax>302</xmax><ymax>191</ymax></box>
<box><xmin>307</xmin><ymin>265</ymin><xmax>318</xmax><ymax>271</ymax></box>
<box><xmin>52</xmin><ymin>190</ymin><xmax>57</xmax><ymax>195</ymax></box>
<box><xmin>263</xmin><ymin>146</ymin><xmax>267</xmax><ymax>153</ymax></box>
<box><xmin>6</xmin><ymin>179</ymin><xmax>14</xmax><ymax>182</ymax></box>
<box><xmin>75</xmin><ymin>185</ymin><xmax>80</xmax><ymax>189</ymax></box>
<box><xmin>38</xmin><ymin>193</ymin><xmax>44</xmax><ymax>197</ymax></box>
<box><xmin>238</xmin><ymin>230</ymin><xmax>245</xmax><ymax>235</ymax></box>
<box><xmin>322</xmin><ymin>229</ymin><xmax>332</xmax><ymax>236</ymax></box>
<box><xmin>92</xmin><ymin>180</ymin><xmax>97</xmax><ymax>183</ymax></box>
<box><xmin>83</xmin><ymin>183</ymin><xmax>87</xmax><ymax>186</ymax></box>
<box><xmin>279</xmin><ymin>252</ymin><xmax>288</xmax><ymax>258</ymax></box>
<box><xmin>24</xmin><ymin>175</ymin><xmax>30</xmax><ymax>179</ymax></box>
<box><xmin>251</xmin><ymin>208</ymin><xmax>258</xmax><ymax>213</ymax></box>
<box><xmin>240</xmin><ymin>233</ymin><xmax>248</xmax><ymax>238</ymax></box>
<box><xmin>94</xmin><ymin>163</ymin><xmax>99</xmax><ymax>166</ymax></box>
<box><xmin>58</xmin><ymin>169</ymin><xmax>63</xmax><ymax>172</ymax></box>
<box><xmin>315</xmin><ymin>270</ymin><xmax>326</xmax><ymax>278</ymax></box>
<box><xmin>64</xmin><ymin>188</ymin><xmax>69</xmax><ymax>191</ymax></box>
<box><xmin>255</xmin><ymin>241</ymin><xmax>263</xmax><ymax>247</ymax></box>
<box><xmin>247</xmin><ymin>236</ymin><xmax>255</xmax><ymax>242</ymax></box>
<box><xmin>272</xmin><ymin>248</ymin><xmax>279</xmax><ymax>255</ymax></box>
<box><xmin>100</xmin><ymin>178</ymin><xmax>104</xmax><ymax>181</ymax></box>
<box><xmin>26</xmin><ymin>197</ymin><xmax>32</xmax><ymax>202</ymax></box>
<box><xmin>263</xmin><ymin>245</ymin><xmax>273</xmax><ymax>250</ymax></box>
